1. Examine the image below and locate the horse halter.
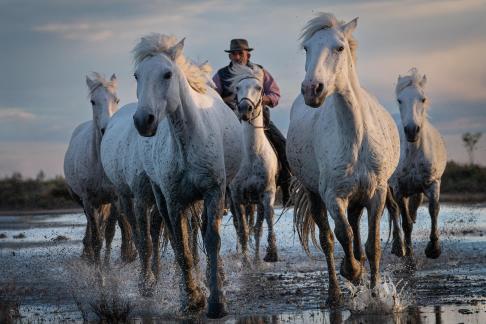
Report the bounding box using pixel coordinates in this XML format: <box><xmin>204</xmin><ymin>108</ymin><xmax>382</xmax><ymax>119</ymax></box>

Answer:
<box><xmin>235</xmin><ymin>77</ymin><xmax>266</xmax><ymax>129</ymax></box>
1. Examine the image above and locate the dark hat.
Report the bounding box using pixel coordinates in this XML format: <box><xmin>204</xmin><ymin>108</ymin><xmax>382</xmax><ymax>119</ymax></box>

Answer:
<box><xmin>225</xmin><ymin>39</ymin><xmax>253</xmax><ymax>53</ymax></box>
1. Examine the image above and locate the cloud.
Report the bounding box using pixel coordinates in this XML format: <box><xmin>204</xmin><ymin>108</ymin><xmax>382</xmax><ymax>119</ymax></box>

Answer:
<box><xmin>0</xmin><ymin>108</ymin><xmax>36</xmax><ymax>122</ymax></box>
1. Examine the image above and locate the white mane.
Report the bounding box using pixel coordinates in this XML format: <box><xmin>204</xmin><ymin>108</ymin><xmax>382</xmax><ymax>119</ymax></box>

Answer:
<box><xmin>132</xmin><ymin>33</ymin><xmax>211</xmax><ymax>94</ymax></box>
<box><xmin>396</xmin><ymin>68</ymin><xmax>425</xmax><ymax>96</ymax></box>
<box><xmin>87</xmin><ymin>72</ymin><xmax>117</xmax><ymax>96</ymax></box>
<box><xmin>300</xmin><ymin>12</ymin><xmax>358</xmax><ymax>63</ymax></box>
<box><xmin>228</xmin><ymin>63</ymin><xmax>264</xmax><ymax>92</ymax></box>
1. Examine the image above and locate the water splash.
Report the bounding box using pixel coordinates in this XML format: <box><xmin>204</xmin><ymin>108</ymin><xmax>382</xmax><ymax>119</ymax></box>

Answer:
<box><xmin>345</xmin><ymin>273</ymin><xmax>409</xmax><ymax>314</ymax></box>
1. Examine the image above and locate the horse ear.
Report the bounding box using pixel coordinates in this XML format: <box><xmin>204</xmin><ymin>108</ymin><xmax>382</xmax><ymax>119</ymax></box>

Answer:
<box><xmin>168</xmin><ymin>38</ymin><xmax>185</xmax><ymax>61</ymax></box>
<box><xmin>420</xmin><ymin>74</ymin><xmax>427</xmax><ymax>87</ymax></box>
<box><xmin>110</xmin><ymin>73</ymin><xmax>118</xmax><ymax>88</ymax></box>
<box><xmin>341</xmin><ymin>17</ymin><xmax>358</xmax><ymax>37</ymax></box>
<box><xmin>86</xmin><ymin>76</ymin><xmax>95</xmax><ymax>90</ymax></box>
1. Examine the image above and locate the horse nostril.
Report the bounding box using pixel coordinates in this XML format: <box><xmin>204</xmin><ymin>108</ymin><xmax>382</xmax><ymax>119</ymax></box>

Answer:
<box><xmin>101</xmin><ymin>128</ymin><xmax>106</xmax><ymax>135</ymax></box>
<box><xmin>301</xmin><ymin>84</ymin><xmax>305</xmax><ymax>95</ymax></box>
<box><xmin>416</xmin><ymin>126</ymin><xmax>421</xmax><ymax>134</ymax></box>
<box><xmin>147</xmin><ymin>114</ymin><xmax>155</xmax><ymax>125</ymax></box>
<box><xmin>316</xmin><ymin>82</ymin><xmax>324</xmax><ymax>95</ymax></box>
<box><xmin>248</xmin><ymin>105</ymin><xmax>254</xmax><ymax>112</ymax></box>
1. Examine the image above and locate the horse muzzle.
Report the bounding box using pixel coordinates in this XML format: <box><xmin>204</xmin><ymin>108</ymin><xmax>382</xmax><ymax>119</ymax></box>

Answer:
<box><xmin>301</xmin><ymin>82</ymin><xmax>327</xmax><ymax>108</ymax></box>
<box><xmin>133</xmin><ymin>109</ymin><xmax>157</xmax><ymax>137</ymax></box>
<box><xmin>404</xmin><ymin>124</ymin><xmax>420</xmax><ymax>142</ymax></box>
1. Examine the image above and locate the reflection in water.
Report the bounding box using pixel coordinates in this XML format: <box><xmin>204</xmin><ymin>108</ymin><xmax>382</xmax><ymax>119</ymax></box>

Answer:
<box><xmin>226</xmin><ymin>304</ymin><xmax>485</xmax><ymax>324</ymax></box>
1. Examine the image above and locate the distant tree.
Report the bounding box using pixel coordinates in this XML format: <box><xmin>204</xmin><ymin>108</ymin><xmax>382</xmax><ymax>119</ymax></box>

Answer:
<box><xmin>462</xmin><ymin>132</ymin><xmax>482</xmax><ymax>165</ymax></box>
<box><xmin>36</xmin><ymin>170</ymin><xmax>46</xmax><ymax>182</ymax></box>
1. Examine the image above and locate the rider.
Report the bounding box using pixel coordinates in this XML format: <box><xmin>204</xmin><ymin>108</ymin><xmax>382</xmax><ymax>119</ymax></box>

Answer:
<box><xmin>213</xmin><ymin>39</ymin><xmax>291</xmax><ymax>205</ymax></box>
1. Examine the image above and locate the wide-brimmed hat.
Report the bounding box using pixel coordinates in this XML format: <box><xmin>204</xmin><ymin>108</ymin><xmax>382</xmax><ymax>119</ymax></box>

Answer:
<box><xmin>225</xmin><ymin>39</ymin><xmax>253</xmax><ymax>53</ymax></box>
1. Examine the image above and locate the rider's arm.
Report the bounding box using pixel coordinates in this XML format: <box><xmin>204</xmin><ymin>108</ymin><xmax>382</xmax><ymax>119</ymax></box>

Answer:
<box><xmin>262</xmin><ymin>69</ymin><xmax>280</xmax><ymax>108</ymax></box>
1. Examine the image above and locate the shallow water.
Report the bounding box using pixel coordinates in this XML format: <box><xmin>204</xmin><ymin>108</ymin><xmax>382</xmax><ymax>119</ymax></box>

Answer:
<box><xmin>1</xmin><ymin>204</ymin><xmax>485</xmax><ymax>322</ymax></box>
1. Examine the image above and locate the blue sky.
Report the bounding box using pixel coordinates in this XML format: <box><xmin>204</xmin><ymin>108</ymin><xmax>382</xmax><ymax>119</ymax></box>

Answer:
<box><xmin>1</xmin><ymin>0</ymin><xmax>485</xmax><ymax>177</ymax></box>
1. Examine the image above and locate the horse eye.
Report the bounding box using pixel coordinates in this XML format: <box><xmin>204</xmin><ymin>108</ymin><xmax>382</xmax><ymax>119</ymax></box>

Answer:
<box><xmin>337</xmin><ymin>46</ymin><xmax>345</xmax><ymax>52</ymax></box>
<box><xmin>115</xmin><ymin>98</ymin><xmax>120</xmax><ymax>104</ymax></box>
<box><xmin>421</xmin><ymin>98</ymin><xmax>426</xmax><ymax>103</ymax></box>
<box><xmin>236</xmin><ymin>86</ymin><xmax>240</xmax><ymax>91</ymax></box>
<box><xmin>133</xmin><ymin>73</ymin><xmax>138</xmax><ymax>81</ymax></box>
<box><xmin>255</xmin><ymin>85</ymin><xmax>262</xmax><ymax>91</ymax></box>
<box><xmin>164</xmin><ymin>71</ymin><xmax>172</xmax><ymax>79</ymax></box>
<box><xmin>397</xmin><ymin>99</ymin><xmax>402</xmax><ymax>105</ymax></box>
<box><xmin>303</xmin><ymin>46</ymin><xmax>308</xmax><ymax>52</ymax></box>
<box><xmin>90</xmin><ymin>100</ymin><xmax>95</xmax><ymax>106</ymax></box>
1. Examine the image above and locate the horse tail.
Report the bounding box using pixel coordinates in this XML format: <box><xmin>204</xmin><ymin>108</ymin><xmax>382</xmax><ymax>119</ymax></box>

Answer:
<box><xmin>290</xmin><ymin>177</ymin><xmax>320</xmax><ymax>256</ymax></box>
<box><xmin>384</xmin><ymin>186</ymin><xmax>397</xmax><ymax>249</ymax></box>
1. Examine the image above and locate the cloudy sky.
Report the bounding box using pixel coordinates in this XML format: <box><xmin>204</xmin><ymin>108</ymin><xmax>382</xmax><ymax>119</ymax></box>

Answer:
<box><xmin>1</xmin><ymin>0</ymin><xmax>485</xmax><ymax>178</ymax></box>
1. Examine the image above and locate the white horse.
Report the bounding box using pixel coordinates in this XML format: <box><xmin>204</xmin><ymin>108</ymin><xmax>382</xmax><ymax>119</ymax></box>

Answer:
<box><xmin>64</xmin><ymin>73</ymin><xmax>136</xmax><ymax>265</ymax></box>
<box><xmin>287</xmin><ymin>13</ymin><xmax>400</xmax><ymax>305</ymax></box>
<box><xmin>131</xmin><ymin>34</ymin><xmax>242</xmax><ymax>318</ymax></box>
<box><xmin>228</xmin><ymin>63</ymin><xmax>279</xmax><ymax>264</ymax></box>
<box><xmin>389</xmin><ymin>68</ymin><xmax>447</xmax><ymax>258</ymax></box>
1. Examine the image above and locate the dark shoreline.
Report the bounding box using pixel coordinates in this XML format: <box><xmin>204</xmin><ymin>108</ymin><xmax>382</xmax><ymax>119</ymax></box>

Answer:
<box><xmin>0</xmin><ymin>208</ymin><xmax>83</xmax><ymax>217</ymax></box>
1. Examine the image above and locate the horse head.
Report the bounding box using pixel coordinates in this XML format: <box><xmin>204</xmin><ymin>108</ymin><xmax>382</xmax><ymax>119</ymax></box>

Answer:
<box><xmin>86</xmin><ymin>73</ymin><xmax>119</xmax><ymax>136</ymax></box>
<box><xmin>230</xmin><ymin>64</ymin><xmax>265</xmax><ymax>122</ymax></box>
<box><xmin>300</xmin><ymin>13</ymin><xmax>358</xmax><ymax>108</ymax></box>
<box><xmin>132</xmin><ymin>34</ymin><xmax>185</xmax><ymax>137</ymax></box>
<box><xmin>396</xmin><ymin>68</ymin><xmax>429</xmax><ymax>142</ymax></box>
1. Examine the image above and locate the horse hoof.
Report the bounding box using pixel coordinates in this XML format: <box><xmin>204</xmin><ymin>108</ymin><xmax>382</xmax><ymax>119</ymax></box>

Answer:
<box><xmin>325</xmin><ymin>290</ymin><xmax>343</xmax><ymax>308</ymax></box>
<box><xmin>207</xmin><ymin>302</ymin><xmax>228</xmax><ymax>319</ymax></box>
<box><xmin>186</xmin><ymin>290</ymin><xmax>206</xmax><ymax>314</ymax></box>
<box><xmin>139</xmin><ymin>272</ymin><xmax>157</xmax><ymax>297</ymax></box>
<box><xmin>263</xmin><ymin>249</ymin><xmax>278</xmax><ymax>263</ymax></box>
<box><xmin>391</xmin><ymin>239</ymin><xmax>406</xmax><ymax>257</ymax></box>
<box><xmin>121</xmin><ymin>247</ymin><xmax>138</xmax><ymax>263</ymax></box>
<box><xmin>425</xmin><ymin>240</ymin><xmax>441</xmax><ymax>259</ymax></box>
<box><xmin>340</xmin><ymin>259</ymin><xmax>362</xmax><ymax>284</ymax></box>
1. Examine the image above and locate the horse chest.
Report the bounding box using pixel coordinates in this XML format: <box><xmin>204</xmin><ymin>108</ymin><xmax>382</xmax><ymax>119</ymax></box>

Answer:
<box><xmin>397</xmin><ymin>158</ymin><xmax>433</xmax><ymax>194</ymax></box>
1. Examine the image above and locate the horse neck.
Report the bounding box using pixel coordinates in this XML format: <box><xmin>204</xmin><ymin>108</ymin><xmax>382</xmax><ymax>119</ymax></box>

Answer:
<box><xmin>166</xmin><ymin>74</ymin><xmax>203</xmax><ymax>161</ymax></box>
<box><xmin>332</xmin><ymin>55</ymin><xmax>365</xmax><ymax>148</ymax></box>
<box><xmin>242</xmin><ymin>106</ymin><xmax>267</xmax><ymax>156</ymax></box>
<box><xmin>90</xmin><ymin>123</ymin><xmax>103</xmax><ymax>161</ymax></box>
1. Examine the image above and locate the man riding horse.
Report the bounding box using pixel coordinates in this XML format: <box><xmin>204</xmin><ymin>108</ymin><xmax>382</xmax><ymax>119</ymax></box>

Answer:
<box><xmin>213</xmin><ymin>39</ymin><xmax>291</xmax><ymax>205</ymax></box>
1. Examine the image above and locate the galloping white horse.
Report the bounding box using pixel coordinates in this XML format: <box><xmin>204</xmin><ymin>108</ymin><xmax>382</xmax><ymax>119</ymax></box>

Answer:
<box><xmin>131</xmin><ymin>34</ymin><xmax>242</xmax><ymax>318</ymax></box>
<box><xmin>287</xmin><ymin>13</ymin><xmax>400</xmax><ymax>305</ymax></box>
<box><xmin>64</xmin><ymin>73</ymin><xmax>136</xmax><ymax>265</ymax></box>
<box><xmin>389</xmin><ymin>68</ymin><xmax>447</xmax><ymax>258</ymax></box>
<box><xmin>228</xmin><ymin>64</ymin><xmax>279</xmax><ymax>263</ymax></box>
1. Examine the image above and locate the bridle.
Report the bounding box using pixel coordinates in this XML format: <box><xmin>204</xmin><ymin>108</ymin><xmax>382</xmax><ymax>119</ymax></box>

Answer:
<box><xmin>235</xmin><ymin>77</ymin><xmax>267</xmax><ymax>129</ymax></box>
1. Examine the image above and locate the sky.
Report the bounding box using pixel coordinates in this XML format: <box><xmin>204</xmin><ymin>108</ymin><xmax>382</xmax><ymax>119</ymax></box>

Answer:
<box><xmin>0</xmin><ymin>0</ymin><xmax>485</xmax><ymax>178</ymax></box>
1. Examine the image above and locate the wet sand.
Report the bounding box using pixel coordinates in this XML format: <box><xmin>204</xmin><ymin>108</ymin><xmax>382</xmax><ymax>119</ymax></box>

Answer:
<box><xmin>0</xmin><ymin>204</ymin><xmax>485</xmax><ymax>323</ymax></box>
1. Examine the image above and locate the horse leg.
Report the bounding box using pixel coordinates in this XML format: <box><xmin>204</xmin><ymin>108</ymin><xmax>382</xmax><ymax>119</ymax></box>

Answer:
<box><xmin>103</xmin><ymin>203</ymin><xmax>117</xmax><ymax>267</ymax></box>
<box><xmin>254</xmin><ymin>204</ymin><xmax>264</xmax><ymax>261</ymax></box>
<box><xmin>133</xmin><ymin>192</ymin><xmax>157</xmax><ymax>295</ymax></box>
<box><xmin>386</xmin><ymin>188</ymin><xmax>405</xmax><ymax>257</ymax></box>
<box><xmin>168</xmin><ymin>201</ymin><xmax>205</xmax><ymax>314</ymax></box>
<box><xmin>202</xmin><ymin>189</ymin><xmax>227</xmax><ymax>319</ymax></box>
<box><xmin>86</xmin><ymin>204</ymin><xmax>103</xmax><ymax>265</ymax></box>
<box><xmin>190</xmin><ymin>209</ymin><xmax>200</xmax><ymax>268</ymax></box>
<box><xmin>150</xmin><ymin>206</ymin><xmax>163</xmax><ymax>279</ymax></box>
<box><xmin>81</xmin><ymin>206</ymin><xmax>94</xmax><ymax>262</ymax></box>
<box><xmin>424</xmin><ymin>182</ymin><xmax>441</xmax><ymax>258</ymax></box>
<box><xmin>230</xmin><ymin>190</ymin><xmax>250</xmax><ymax>264</ymax></box>
<box><xmin>348</xmin><ymin>204</ymin><xmax>365</xmax><ymax>265</ymax></box>
<box><xmin>263</xmin><ymin>191</ymin><xmax>278</xmax><ymax>262</ymax></box>
<box><xmin>397</xmin><ymin>195</ymin><xmax>413</xmax><ymax>257</ymax></box>
<box><xmin>246</xmin><ymin>204</ymin><xmax>255</xmax><ymax>238</ymax></box>
<box><xmin>117</xmin><ymin>206</ymin><xmax>137</xmax><ymax>263</ymax></box>
<box><xmin>365</xmin><ymin>186</ymin><xmax>387</xmax><ymax>288</ymax></box>
<box><xmin>325</xmin><ymin>194</ymin><xmax>362</xmax><ymax>283</ymax></box>
<box><xmin>310</xmin><ymin>192</ymin><xmax>342</xmax><ymax>306</ymax></box>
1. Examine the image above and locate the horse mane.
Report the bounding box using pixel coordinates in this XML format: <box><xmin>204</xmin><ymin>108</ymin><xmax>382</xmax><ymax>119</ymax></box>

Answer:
<box><xmin>87</xmin><ymin>72</ymin><xmax>117</xmax><ymax>96</ymax></box>
<box><xmin>228</xmin><ymin>63</ymin><xmax>264</xmax><ymax>92</ymax></box>
<box><xmin>300</xmin><ymin>12</ymin><xmax>358</xmax><ymax>63</ymax></box>
<box><xmin>132</xmin><ymin>33</ymin><xmax>211</xmax><ymax>94</ymax></box>
<box><xmin>396</xmin><ymin>68</ymin><xmax>425</xmax><ymax>96</ymax></box>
